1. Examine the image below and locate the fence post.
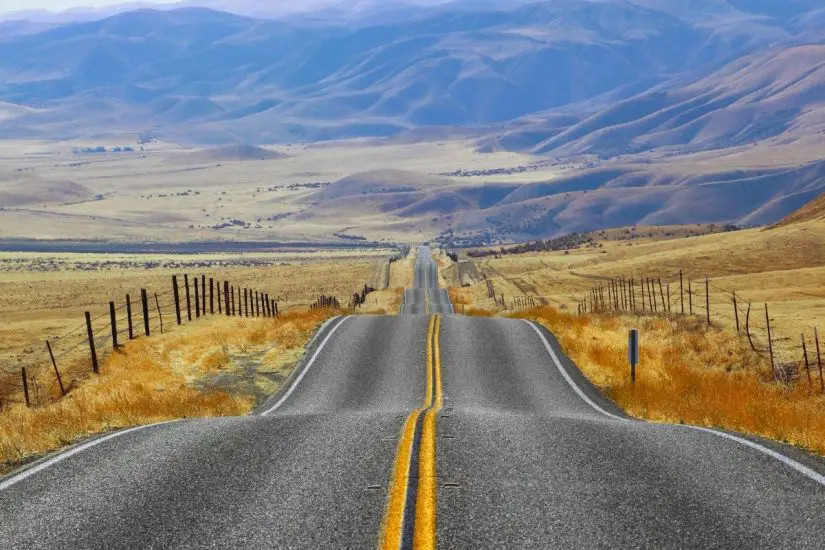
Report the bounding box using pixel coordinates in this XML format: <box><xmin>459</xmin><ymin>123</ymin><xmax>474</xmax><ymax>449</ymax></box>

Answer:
<box><xmin>172</xmin><ymin>275</ymin><xmax>182</xmax><ymax>325</ymax></box>
<box><xmin>244</xmin><ymin>289</ymin><xmax>249</xmax><ymax>317</ymax></box>
<box><xmin>194</xmin><ymin>276</ymin><xmax>200</xmax><ymax>318</ymax></box>
<box><xmin>109</xmin><ymin>301</ymin><xmax>118</xmax><ymax>349</ymax></box>
<box><xmin>658</xmin><ymin>279</ymin><xmax>666</xmax><ymax>313</ymax></box>
<box><xmin>231</xmin><ymin>286</ymin><xmax>236</xmax><ymax>316</ymax></box>
<box><xmin>185</xmin><ymin>274</ymin><xmax>192</xmax><ymax>322</ymax></box>
<box><xmin>688</xmin><ymin>280</ymin><xmax>693</xmax><ymax>315</ymax></box>
<box><xmin>733</xmin><ymin>292</ymin><xmax>740</xmax><ymax>334</ymax></box>
<box><xmin>640</xmin><ymin>279</ymin><xmax>645</xmax><ymax>311</ymax></box>
<box><xmin>275</xmin><ymin>302</ymin><xmax>280</xmax><ymax>318</ymax></box>
<box><xmin>765</xmin><ymin>304</ymin><xmax>776</xmax><ymax>380</ymax></box>
<box><xmin>815</xmin><ymin>327</ymin><xmax>824</xmax><ymax>393</ymax></box>
<box><xmin>141</xmin><ymin>289</ymin><xmax>150</xmax><ymax>336</ymax></box>
<box><xmin>224</xmin><ymin>281</ymin><xmax>230</xmax><ymax>316</ymax></box>
<box><xmin>680</xmin><ymin>270</ymin><xmax>684</xmax><ymax>315</ymax></box>
<box><xmin>155</xmin><ymin>293</ymin><xmax>164</xmax><ymax>334</ymax></box>
<box><xmin>201</xmin><ymin>275</ymin><xmax>207</xmax><ymax>316</ymax></box>
<box><xmin>705</xmin><ymin>276</ymin><xmax>711</xmax><ymax>326</ymax></box>
<box><xmin>126</xmin><ymin>294</ymin><xmax>134</xmax><ymax>340</ymax></box>
<box><xmin>21</xmin><ymin>367</ymin><xmax>30</xmax><ymax>407</ymax></box>
<box><xmin>802</xmin><ymin>334</ymin><xmax>812</xmax><ymax>389</ymax></box>
<box><xmin>210</xmin><ymin>278</ymin><xmax>215</xmax><ymax>314</ymax></box>
<box><xmin>666</xmin><ymin>283</ymin><xmax>671</xmax><ymax>313</ymax></box>
<box><xmin>85</xmin><ymin>311</ymin><xmax>99</xmax><ymax>374</ymax></box>
<box><xmin>46</xmin><ymin>340</ymin><xmax>66</xmax><ymax>397</ymax></box>
<box><xmin>648</xmin><ymin>279</ymin><xmax>656</xmax><ymax>313</ymax></box>
<box><xmin>267</xmin><ymin>294</ymin><xmax>272</xmax><ymax>317</ymax></box>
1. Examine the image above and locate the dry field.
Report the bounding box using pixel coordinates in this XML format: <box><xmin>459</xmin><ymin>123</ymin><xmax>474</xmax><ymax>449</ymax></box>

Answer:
<box><xmin>0</xmin><ymin>138</ymin><xmax>546</xmax><ymax>244</ymax></box>
<box><xmin>0</xmin><ymin>249</ymin><xmax>395</xmax><ymax>402</ymax></box>
<box><xmin>457</xmin><ymin>220</ymin><xmax>825</xmax><ymax>363</ymax></box>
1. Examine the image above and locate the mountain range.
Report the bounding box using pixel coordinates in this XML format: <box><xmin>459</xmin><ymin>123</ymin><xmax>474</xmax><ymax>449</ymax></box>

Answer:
<box><xmin>1</xmin><ymin>0</ymin><xmax>824</xmax><ymax>149</ymax></box>
<box><xmin>2</xmin><ymin>0</ymin><xmax>825</xmax><ymax>243</ymax></box>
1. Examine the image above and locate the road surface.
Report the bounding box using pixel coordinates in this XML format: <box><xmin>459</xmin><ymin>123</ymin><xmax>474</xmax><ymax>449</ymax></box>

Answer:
<box><xmin>2</xmin><ymin>246</ymin><xmax>825</xmax><ymax>548</ymax></box>
<box><xmin>402</xmin><ymin>246</ymin><xmax>453</xmax><ymax>315</ymax></box>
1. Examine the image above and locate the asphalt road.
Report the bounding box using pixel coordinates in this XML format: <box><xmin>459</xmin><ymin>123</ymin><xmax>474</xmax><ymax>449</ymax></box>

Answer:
<box><xmin>402</xmin><ymin>246</ymin><xmax>453</xmax><ymax>315</ymax></box>
<box><xmin>2</xmin><ymin>246</ymin><xmax>825</xmax><ymax>548</ymax></box>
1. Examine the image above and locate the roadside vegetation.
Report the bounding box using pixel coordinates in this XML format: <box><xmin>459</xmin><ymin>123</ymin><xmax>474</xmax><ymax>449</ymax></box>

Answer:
<box><xmin>0</xmin><ymin>309</ymin><xmax>333</xmax><ymax>474</ymax></box>
<box><xmin>507</xmin><ymin>306</ymin><xmax>825</xmax><ymax>455</ymax></box>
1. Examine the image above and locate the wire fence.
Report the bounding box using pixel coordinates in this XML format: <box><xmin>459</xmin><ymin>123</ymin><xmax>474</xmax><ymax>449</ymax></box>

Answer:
<box><xmin>570</xmin><ymin>271</ymin><xmax>822</xmax><ymax>387</ymax></box>
<box><xmin>0</xmin><ymin>274</ymin><xmax>283</xmax><ymax>411</ymax></box>
<box><xmin>1</xmin><ymin>271</ymin><xmax>386</xmax><ymax>411</ymax></box>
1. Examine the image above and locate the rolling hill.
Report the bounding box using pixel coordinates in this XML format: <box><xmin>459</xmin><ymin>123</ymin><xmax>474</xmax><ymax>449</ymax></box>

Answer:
<box><xmin>1</xmin><ymin>1</ymin><xmax>824</xmax><ymax>145</ymax></box>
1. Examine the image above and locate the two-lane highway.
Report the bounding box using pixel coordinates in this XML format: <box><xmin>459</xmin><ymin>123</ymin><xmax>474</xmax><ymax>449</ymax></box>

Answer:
<box><xmin>2</xmin><ymin>246</ymin><xmax>825</xmax><ymax>548</ymax></box>
<box><xmin>402</xmin><ymin>246</ymin><xmax>453</xmax><ymax>315</ymax></box>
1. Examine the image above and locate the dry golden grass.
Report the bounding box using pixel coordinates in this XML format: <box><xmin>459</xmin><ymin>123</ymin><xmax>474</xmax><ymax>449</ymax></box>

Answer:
<box><xmin>510</xmin><ymin>306</ymin><xmax>825</xmax><ymax>456</ymax></box>
<box><xmin>463</xmin><ymin>220</ymin><xmax>825</xmax><ymax>348</ymax></box>
<box><xmin>0</xmin><ymin>251</ymin><xmax>386</xmax><ymax>383</ymax></box>
<box><xmin>0</xmin><ymin>309</ymin><xmax>334</xmax><ymax>472</ymax></box>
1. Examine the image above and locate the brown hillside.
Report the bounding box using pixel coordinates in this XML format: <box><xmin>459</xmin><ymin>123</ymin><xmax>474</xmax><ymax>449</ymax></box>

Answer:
<box><xmin>775</xmin><ymin>190</ymin><xmax>825</xmax><ymax>227</ymax></box>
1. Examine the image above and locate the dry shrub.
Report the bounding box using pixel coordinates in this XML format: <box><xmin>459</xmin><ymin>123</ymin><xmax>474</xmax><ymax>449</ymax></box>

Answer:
<box><xmin>514</xmin><ymin>306</ymin><xmax>825</xmax><ymax>456</ymax></box>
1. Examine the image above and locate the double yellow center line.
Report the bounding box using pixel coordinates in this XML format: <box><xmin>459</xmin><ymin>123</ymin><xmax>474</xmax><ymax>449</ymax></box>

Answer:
<box><xmin>380</xmin><ymin>314</ymin><xmax>443</xmax><ymax>550</ymax></box>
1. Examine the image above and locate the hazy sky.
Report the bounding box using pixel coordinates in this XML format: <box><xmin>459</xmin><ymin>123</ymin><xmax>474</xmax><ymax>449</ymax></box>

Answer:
<box><xmin>0</xmin><ymin>0</ymin><xmax>178</xmax><ymax>13</ymax></box>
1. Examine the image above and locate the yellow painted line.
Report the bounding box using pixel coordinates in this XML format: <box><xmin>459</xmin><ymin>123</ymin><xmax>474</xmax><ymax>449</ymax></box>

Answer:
<box><xmin>414</xmin><ymin>314</ymin><xmax>443</xmax><ymax>550</ymax></box>
<box><xmin>379</xmin><ymin>314</ymin><xmax>437</xmax><ymax>549</ymax></box>
<box><xmin>379</xmin><ymin>409</ymin><xmax>422</xmax><ymax>550</ymax></box>
<box><xmin>424</xmin><ymin>314</ymin><xmax>435</xmax><ymax>408</ymax></box>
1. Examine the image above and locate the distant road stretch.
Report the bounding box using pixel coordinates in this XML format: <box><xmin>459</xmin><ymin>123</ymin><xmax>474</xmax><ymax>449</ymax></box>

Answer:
<box><xmin>2</xmin><ymin>247</ymin><xmax>824</xmax><ymax>548</ymax></box>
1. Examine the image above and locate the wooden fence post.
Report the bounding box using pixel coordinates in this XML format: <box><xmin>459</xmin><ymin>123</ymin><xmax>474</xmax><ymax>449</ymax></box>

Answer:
<box><xmin>658</xmin><ymin>279</ymin><xmax>666</xmax><ymax>313</ymax></box>
<box><xmin>688</xmin><ymin>280</ymin><xmax>693</xmax><ymax>315</ymax></box>
<box><xmin>210</xmin><ymin>278</ymin><xmax>215</xmax><ymax>314</ymax></box>
<box><xmin>194</xmin><ymin>276</ymin><xmax>200</xmax><ymax>318</ymax></box>
<box><xmin>640</xmin><ymin>279</ymin><xmax>645</xmax><ymax>311</ymax></box>
<box><xmin>733</xmin><ymin>292</ymin><xmax>740</xmax><ymax>334</ymax></box>
<box><xmin>705</xmin><ymin>276</ymin><xmax>711</xmax><ymax>326</ymax></box>
<box><xmin>155</xmin><ymin>293</ymin><xmax>164</xmax><ymax>334</ymax></box>
<box><xmin>172</xmin><ymin>275</ymin><xmax>182</xmax><ymax>325</ymax></box>
<box><xmin>85</xmin><ymin>311</ymin><xmax>99</xmax><ymax>374</ymax></box>
<box><xmin>224</xmin><ymin>281</ymin><xmax>230</xmax><ymax>316</ymax></box>
<box><xmin>126</xmin><ymin>294</ymin><xmax>134</xmax><ymax>340</ymax></box>
<box><xmin>765</xmin><ymin>304</ymin><xmax>776</xmax><ymax>380</ymax></box>
<box><xmin>46</xmin><ymin>340</ymin><xmax>65</xmax><ymax>397</ymax></box>
<box><xmin>680</xmin><ymin>270</ymin><xmax>684</xmax><ymax>315</ymax></box>
<box><xmin>666</xmin><ymin>283</ymin><xmax>671</xmax><ymax>313</ymax></box>
<box><xmin>231</xmin><ymin>286</ymin><xmax>236</xmax><ymax>316</ymax></box>
<box><xmin>185</xmin><ymin>274</ymin><xmax>192</xmax><ymax>322</ymax></box>
<box><xmin>244</xmin><ymin>289</ymin><xmax>249</xmax><ymax>317</ymax></box>
<box><xmin>109</xmin><ymin>301</ymin><xmax>118</xmax><ymax>349</ymax></box>
<box><xmin>275</xmin><ymin>302</ymin><xmax>280</xmax><ymax>318</ymax></box>
<box><xmin>201</xmin><ymin>275</ymin><xmax>207</xmax><ymax>315</ymax></box>
<box><xmin>141</xmin><ymin>289</ymin><xmax>150</xmax><ymax>336</ymax></box>
<box><xmin>21</xmin><ymin>367</ymin><xmax>30</xmax><ymax>407</ymax></box>
<box><xmin>802</xmin><ymin>334</ymin><xmax>812</xmax><ymax>389</ymax></box>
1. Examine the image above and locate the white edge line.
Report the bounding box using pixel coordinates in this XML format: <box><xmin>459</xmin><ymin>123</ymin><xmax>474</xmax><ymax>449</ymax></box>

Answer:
<box><xmin>0</xmin><ymin>420</ymin><xmax>181</xmax><ymax>492</ymax></box>
<box><xmin>685</xmin><ymin>426</ymin><xmax>825</xmax><ymax>486</ymax></box>
<box><xmin>524</xmin><ymin>320</ymin><xmax>625</xmax><ymax>422</ymax></box>
<box><xmin>261</xmin><ymin>316</ymin><xmax>350</xmax><ymax>416</ymax></box>
<box><xmin>524</xmin><ymin>319</ymin><xmax>825</xmax><ymax>488</ymax></box>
